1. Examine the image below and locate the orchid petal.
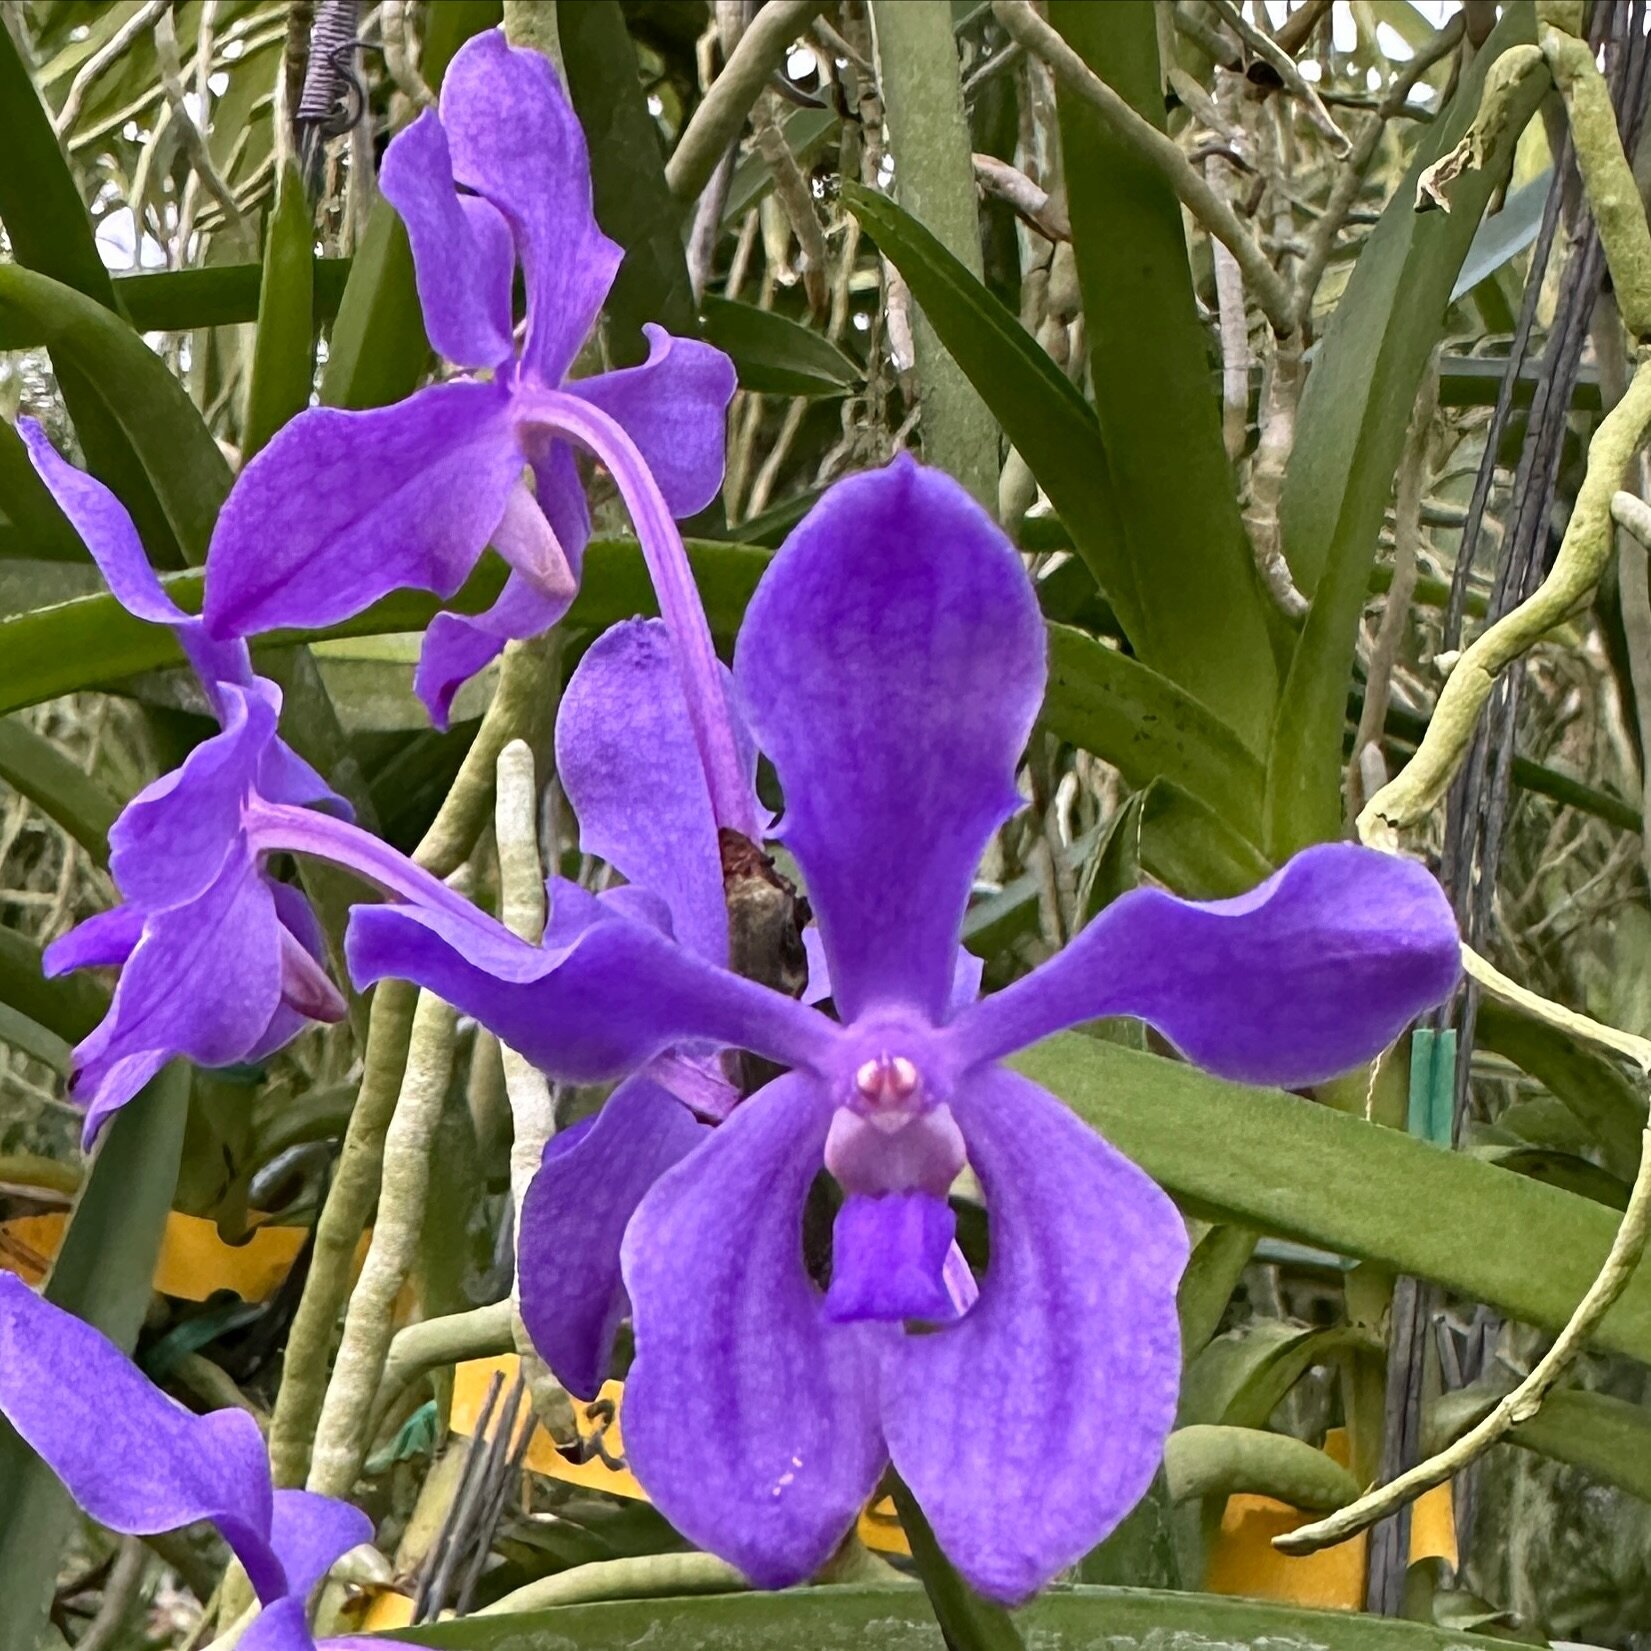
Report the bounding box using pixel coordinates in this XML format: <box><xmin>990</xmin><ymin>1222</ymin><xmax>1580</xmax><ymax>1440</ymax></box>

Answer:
<box><xmin>74</xmin><ymin>851</ymin><xmax>282</xmax><ymax>1143</ymax></box>
<box><xmin>345</xmin><ymin>899</ymin><xmax>834</xmax><ymax>1082</ymax></box>
<box><xmin>884</xmin><ymin>1066</ymin><xmax>1187</xmax><ymax>1603</ymax></box>
<box><xmin>491</xmin><ymin>480</ymin><xmax>576</xmax><ymax>602</ymax></box>
<box><xmin>951</xmin><ymin>843</ymin><xmax>1461</xmax><ymax>1087</ymax></box>
<box><xmin>519</xmin><ymin>1076</ymin><xmax>707</xmax><ymax>1399</ymax></box>
<box><xmin>803</xmin><ymin>930</ymin><xmax>984</xmax><ymax>1018</ymax></box>
<box><xmin>17</xmin><ymin>420</ymin><xmax>184</xmax><ymax>624</ymax></box>
<box><xmin>44</xmin><ymin>905</ymin><xmax>143</xmax><ymax>973</ymax></box>
<box><xmin>269</xmin><ymin>1489</ymin><xmax>373</xmax><ymax>1599</ymax></box>
<box><xmin>824</xmin><ymin>1193</ymin><xmax>957</xmax><ymax>1324</ymax></box>
<box><xmin>414</xmin><ymin>574</ymin><xmax>565</xmax><ymax>729</ymax></box>
<box><xmin>0</xmin><ymin>1274</ymin><xmax>285</xmax><ymax>1599</ymax></box>
<box><xmin>204</xmin><ymin>380</ymin><xmax>520</xmax><ymax>638</ymax></box>
<box><xmin>379</xmin><ymin>108</ymin><xmax>515</xmax><ymax>369</ymax></box>
<box><xmin>570</xmin><ymin>326</ymin><xmax>736</xmax><ymax>517</ymax></box>
<box><xmin>620</xmin><ymin>1074</ymin><xmax>887</xmax><ymax>1587</ymax></box>
<box><xmin>734</xmin><ymin>458</ymin><xmax>1045</xmax><ymax>1022</ymax></box>
<box><xmin>107</xmin><ymin>681</ymin><xmax>271</xmax><ymax>907</ymax></box>
<box><xmin>557</xmin><ymin>620</ymin><xmax>732</xmax><ymax>964</ymax></box>
<box><xmin>238</xmin><ymin>1600</ymin><xmax>314</xmax><ymax>1651</ymax></box>
<box><xmin>438</xmin><ymin>31</ymin><xmax>622</xmax><ymax>383</ymax></box>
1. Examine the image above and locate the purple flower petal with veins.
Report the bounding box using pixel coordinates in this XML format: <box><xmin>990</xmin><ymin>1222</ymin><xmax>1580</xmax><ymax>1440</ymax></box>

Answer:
<box><xmin>358</xmin><ymin>456</ymin><xmax>1462</xmax><ymax>1600</ymax></box>
<box><xmin>19</xmin><ymin>424</ymin><xmax>474</xmax><ymax>1142</ymax></box>
<box><xmin>0</xmin><ymin>1274</ymin><xmax>380</xmax><ymax>1649</ymax></box>
<box><xmin>203</xmin><ymin>28</ymin><xmax>738</xmax><ymax>735</ymax></box>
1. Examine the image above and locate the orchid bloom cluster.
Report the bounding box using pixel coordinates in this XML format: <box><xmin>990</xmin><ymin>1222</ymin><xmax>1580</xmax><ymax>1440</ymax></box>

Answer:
<box><xmin>2</xmin><ymin>25</ymin><xmax>1465</xmax><ymax>1634</ymax></box>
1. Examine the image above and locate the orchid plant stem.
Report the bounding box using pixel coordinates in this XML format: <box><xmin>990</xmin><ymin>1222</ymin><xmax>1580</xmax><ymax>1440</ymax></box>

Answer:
<box><xmin>307</xmin><ymin>985</ymin><xmax>460</xmax><ymax>1501</ymax></box>
<box><xmin>1278</xmin><ymin>1117</ymin><xmax>1651</xmax><ymax>1556</ymax></box>
<box><xmin>477</xmin><ymin>1552</ymin><xmax>750</xmax><ymax>1616</ymax></box>
<box><xmin>372</xmin><ymin>1301</ymin><xmax>516</xmax><ymax>1437</ymax></box>
<box><xmin>263</xmin><ymin>640</ymin><xmax>557</xmax><ymax>1503</ymax></box>
<box><xmin>992</xmin><ymin>0</ymin><xmax>1297</xmax><ymax>336</ymax></box>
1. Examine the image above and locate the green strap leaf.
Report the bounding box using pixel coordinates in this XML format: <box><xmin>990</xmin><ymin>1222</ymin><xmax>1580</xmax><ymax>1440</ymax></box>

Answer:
<box><xmin>383</xmin><ymin>1582</ymin><xmax>1527</xmax><ymax>1648</ymax></box>
<box><xmin>0</xmin><ymin>1063</ymin><xmax>189</xmax><ymax>1651</ymax></box>
<box><xmin>0</xmin><ymin>264</ymin><xmax>231</xmax><ymax>565</ymax></box>
<box><xmin>840</xmin><ymin>184</ymin><xmax>1132</xmax><ymax>625</ymax></box>
<box><xmin>243</xmin><ymin>161</ymin><xmax>318</xmax><ymax>458</ymax></box>
<box><xmin>1165</xmin><ymin>1425</ymin><xmax>1362</xmax><ymax>1512</ymax></box>
<box><xmin>1047</xmin><ymin>0</ymin><xmax>1279</xmax><ymax>754</ymax></box>
<box><xmin>1042</xmin><ymin>626</ymin><xmax>1266</xmax><ymax>844</ymax></box>
<box><xmin>0</xmin><ymin>715</ymin><xmax>120</xmax><ymax>862</ymax></box>
<box><xmin>702</xmin><ymin>297</ymin><xmax>863</xmax><ymax>398</ymax></box>
<box><xmin>1264</xmin><ymin>5</ymin><xmax>1548</xmax><ymax>853</ymax></box>
<box><xmin>1428</xmin><ymin>1386</ymin><xmax>1651</xmax><ymax>1505</ymax></box>
<box><xmin>1015</xmin><ymin>1034</ymin><xmax>1651</xmax><ymax>1364</ymax></box>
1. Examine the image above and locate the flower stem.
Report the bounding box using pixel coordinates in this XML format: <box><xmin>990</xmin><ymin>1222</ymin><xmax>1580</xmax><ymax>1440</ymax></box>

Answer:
<box><xmin>524</xmin><ymin>391</ymin><xmax>761</xmax><ymax>841</ymax></box>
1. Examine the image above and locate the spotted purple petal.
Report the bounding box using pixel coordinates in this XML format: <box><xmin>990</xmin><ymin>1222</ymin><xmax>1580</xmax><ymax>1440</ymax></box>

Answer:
<box><xmin>379</xmin><ymin>108</ymin><xmax>515</xmax><ymax>371</ymax></box>
<box><xmin>620</xmin><ymin>1074</ymin><xmax>888</xmax><ymax>1588</ymax></box>
<box><xmin>518</xmin><ymin>1076</ymin><xmax>708</xmax><ymax>1399</ymax></box>
<box><xmin>952</xmin><ymin>842</ymin><xmax>1461</xmax><ymax>1087</ymax></box>
<box><xmin>437</xmin><ymin>30</ymin><xmax>622</xmax><ymax>384</ymax></box>
<box><xmin>883</xmin><ymin>1066</ymin><xmax>1187</xmax><ymax>1603</ymax></box>
<box><xmin>733</xmin><ymin>457</ymin><xmax>1045</xmax><ymax>1023</ymax></box>
<box><xmin>416</xmin><ymin>574</ymin><xmax>570</xmax><ymax>730</ymax></box>
<box><xmin>203</xmin><ymin>379</ymin><xmax>521</xmax><ymax>638</ymax></box>
<box><xmin>569</xmin><ymin>326</ymin><xmax>736</xmax><ymax>517</ymax></box>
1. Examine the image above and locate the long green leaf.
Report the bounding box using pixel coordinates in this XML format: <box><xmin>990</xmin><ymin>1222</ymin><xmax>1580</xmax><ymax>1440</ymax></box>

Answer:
<box><xmin>1428</xmin><ymin>1386</ymin><xmax>1651</xmax><ymax>1505</ymax></box>
<box><xmin>1041</xmin><ymin>627</ymin><xmax>1266</xmax><ymax>844</ymax></box>
<box><xmin>558</xmin><ymin>0</ymin><xmax>698</xmax><ymax>362</ymax></box>
<box><xmin>389</xmin><ymin>1583</ymin><xmax>1524</xmax><ymax>1649</ymax></box>
<box><xmin>1264</xmin><ymin>6</ymin><xmax>1547</xmax><ymax>853</ymax></box>
<box><xmin>0</xmin><ymin>263</ymin><xmax>354</xmax><ymax>349</ymax></box>
<box><xmin>0</xmin><ymin>264</ymin><xmax>231</xmax><ymax>564</ymax></box>
<box><xmin>0</xmin><ymin>1064</ymin><xmax>189</xmax><ymax>1651</ymax></box>
<box><xmin>0</xmin><ymin>716</ymin><xmax>119</xmax><ymax>861</ymax></box>
<box><xmin>0</xmin><ymin>540</ymin><xmax>772</xmax><ymax>719</ymax></box>
<box><xmin>1048</xmin><ymin>0</ymin><xmax>1278</xmax><ymax>753</ymax></box>
<box><xmin>243</xmin><ymin>162</ymin><xmax>317</xmax><ymax>457</ymax></box>
<box><xmin>703</xmin><ymin>297</ymin><xmax>862</xmax><ymax>398</ymax></box>
<box><xmin>1014</xmin><ymin>1035</ymin><xmax>1651</xmax><ymax>1362</ymax></box>
<box><xmin>0</xmin><ymin>11</ymin><xmax>185</xmax><ymax>565</ymax></box>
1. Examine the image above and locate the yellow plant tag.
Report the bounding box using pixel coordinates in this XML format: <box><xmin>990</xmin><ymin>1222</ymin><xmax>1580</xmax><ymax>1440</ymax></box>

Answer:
<box><xmin>0</xmin><ymin>1210</ymin><xmax>312</xmax><ymax>1302</ymax></box>
<box><xmin>450</xmin><ymin>1356</ymin><xmax>647</xmax><ymax>1501</ymax></box>
<box><xmin>1205</xmin><ymin>1428</ymin><xmax>1455</xmax><ymax>1608</ymax></box>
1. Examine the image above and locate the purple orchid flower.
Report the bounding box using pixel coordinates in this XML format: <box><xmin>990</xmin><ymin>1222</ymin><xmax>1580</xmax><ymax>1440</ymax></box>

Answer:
<box><xmin>200</xmin><ymin>28</ymin><xmax>738</xmax><ymax>732</ymax></box>
<box><xmin>21</xmin><ymin>422</ymin><xmax>488</xmax><ymax>1144</ymax></box>
<box><xmin>0</xmin><ymin>1273</ymin><xmax>391</xmax><ymax>1651</ymax></box>
<box><xmin>344</xmin><ymin>457</ymin><xmax>1463</xmax><ymax>1601</ymax></box>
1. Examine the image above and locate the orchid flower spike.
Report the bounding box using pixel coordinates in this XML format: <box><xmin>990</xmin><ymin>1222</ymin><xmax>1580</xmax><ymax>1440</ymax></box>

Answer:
<box><xmin>344</xmin><ymin>458</ymin><xmax>1463</xmax><ymax>1602</ymax></box>
<box><xmin>22</xmin><ymin>423</ymin><xmax>488</xmax><ymax>1144</ymax></box>
<box><xmin>202</xmin><ymin>27</ymin><xmax>740</xmax><ymax>753</ymax></box>
<box><xmin>0</xmin><ymin>1274</ymin><xmax>393</xmax><ymax>1651</ymax></box>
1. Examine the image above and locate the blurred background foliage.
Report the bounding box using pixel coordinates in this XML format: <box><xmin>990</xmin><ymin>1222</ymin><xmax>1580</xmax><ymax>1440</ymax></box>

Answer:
<box><xmin>4</xmin><ymin>0</ymin><xmax>1651</xmax><ymax>1647</ymax></box>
